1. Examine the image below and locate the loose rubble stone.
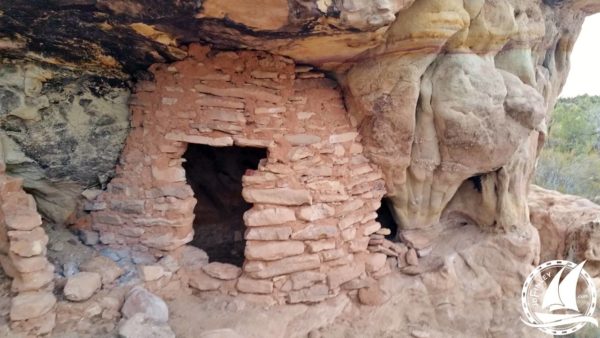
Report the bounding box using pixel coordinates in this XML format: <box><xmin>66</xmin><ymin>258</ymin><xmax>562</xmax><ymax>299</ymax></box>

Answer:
<box><xmin>158</xmin><ymin>255</ymin><xmax>181</xmax><ymax>273</ymax></box>
<box><xmin>139</xmin><ymin>265</ymin><xmax>167</xmax><ymax>281</ymax></box>
<box><xmin>178</xmin><ymin>246</ymin><xmax>209</xmax><ymax>268</ymax></box>
<box><xmin>80</xmin><ymin>256</ymin><xmax>124</xmax><ymax>285</ymax></box>
<box><xmin>64</xmin><ymin>272</ymin><xmax>102</xmax><ymax>301</ymax></box>
<box><xmin>358</xmin><ymin>284</ymin><xmax>386</xmax><ymax>306</ymax></box>
<box><xmin>79</xmin><ymin>230</ymin><xmax>100</xmax><ymax>245</ymax></box>
<box><xmin>202</xmin><ymin>262</ymin><xmax>242</xmax><ymax>280</ymax></box>
<box><xmin>375</xmin><ymin>228</ymin><xmax>391</xmax><ymax>236</ymax></box>
<box><xmin>186</xmin><ymin>267</ymin><xmax>222</xmax><ymax>291</ymax></box>
<box><xmin>365</xmin><ymin>253</ymin><xmax>387</xmax><ymax>273</ymax></box>
<box><xmin>406</xmin><ymin>248</ymin><xmax>419</xmax><ymax>266</ymax></box>
<box><xmin>122</xmin><ymin>286</ymin><xmax>169</xmax><ymax>323</ymax></box>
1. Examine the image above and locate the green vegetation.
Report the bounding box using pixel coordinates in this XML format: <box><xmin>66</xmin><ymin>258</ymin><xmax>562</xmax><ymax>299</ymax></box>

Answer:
<box><xmin>535</xmin><ymin>95</ymin><xmax>600</xmax><ymax>202</ymax></box>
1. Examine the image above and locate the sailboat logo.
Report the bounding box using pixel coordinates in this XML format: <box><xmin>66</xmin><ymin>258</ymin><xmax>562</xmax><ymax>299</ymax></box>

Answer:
<box><xmin>521</xmin><ymin>260</ymin><xmax>598</xmax><ymax>335</ymax></box>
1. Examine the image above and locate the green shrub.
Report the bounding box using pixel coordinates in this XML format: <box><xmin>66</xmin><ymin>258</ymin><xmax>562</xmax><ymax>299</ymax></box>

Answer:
<box><xmin>535</xmin><ymin>95</ymin><xmax>600</xmax><ymax>201</ymax></box>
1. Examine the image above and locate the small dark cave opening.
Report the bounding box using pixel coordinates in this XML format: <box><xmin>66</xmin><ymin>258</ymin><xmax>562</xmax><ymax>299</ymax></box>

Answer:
<box><xmin>182</xmin><ymin>144</ymin><xmax>267</xmax><ymax>266</ymax></box>
<box><xmin>469</xmin><ymin>175</ymin><xmax>483</xmax><ymax>193</ymax></box>
<box><xmin>375</xmin><ymin>198</ymin><xmax>398</xmax><ymax>240</ymax></box>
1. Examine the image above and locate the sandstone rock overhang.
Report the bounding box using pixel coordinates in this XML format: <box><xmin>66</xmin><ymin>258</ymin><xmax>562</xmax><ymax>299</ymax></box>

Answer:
<box><xmin>0</xmin><ymin>0</ymin><xmax>416</xmax><ymax>77</ymax></box>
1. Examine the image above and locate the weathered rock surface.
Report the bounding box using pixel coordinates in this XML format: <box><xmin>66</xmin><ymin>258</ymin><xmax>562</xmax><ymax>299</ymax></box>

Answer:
<box><xmin>529</xmin><ymin>185</ymin><xmax>600</xmax><ymax>275</ymax></box>
<box><xmin>0</xmin><ymin>62</ymin><xmax>130</xmax><ymax>223</ymax></box>
<box><xmin>80</xmin><ymin>255</ymin><xmax>124</xmax><ymax>286</ymax></box>
<box><xmin>63</xmin><ymin>272</ymin><xmax>102</xmax><ymax>302</ymax></box>
<box><xmin>122</xmin><ymin>286</ymin><xmax>169</xmax><ymax>323</ymax></box>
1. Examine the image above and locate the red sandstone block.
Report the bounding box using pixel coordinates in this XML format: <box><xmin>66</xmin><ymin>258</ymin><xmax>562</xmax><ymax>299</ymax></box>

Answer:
<box><xmin>319</xmin><ymin>248</ymin><xmax>346</xmax><ymax>262</ymax></box>
<box><xmin>194</xmin><ymin>95</ymin><xmax>244</xmax><ymax>109</ymax></box>
<box><xmin>242</xmin><ymin>188</ymin><xmax>312</xmax><ymax>206</ymax></box>
<box><xmin>151</xmin><ymin>165</ymin><xmax>186</xmax><ymax>183</ymax></box>
<box><xmin>327</xmin><ymin>261</ymin><xmax>365</xmax><ymax>289</ymax></box>
<box><xmin>306</xmin><ymin>239</ymin><xmax>336</xmax><ymax>253</ymax></box>
<box><xmin>328</xmin><ymin>132</ymin><xmax>358</xmax><ymax>144</ymax></box>
<box><xmin>244</xmin><ymin>240</ymin><xmax>305</xmax><ymax>261</ymax></box>
<box><xmin>243</xmin><ymin>207</ymin><xmax>296</xmax><ymax>227</ymax></box>
<box><xmin>244</xmin><ymin>254</ymin><xmax>321</xmax><ymax>279</ymax></box>
<box><xmin>291</xmin><ymin>222</ymin><xmax>338</xmax><ymax>241</ymax></box>
<box><xmin>164</xmin><ymin>132</ymin><xmax>234</xmax><ymax>147</ymax></box>
<box><xmin>349</xmin><ymin>236</ymin><xmax>370</xmax><ymax>253</ymax></box>
<box><xmin>244</xmin><ymin>226</ymin><xmax>292</xmax><ymax>241</ymax></box>
<box><xmin>194</xmin><ymin>84</ymin><xmax>282</xmax><ymax>104</ymax></box>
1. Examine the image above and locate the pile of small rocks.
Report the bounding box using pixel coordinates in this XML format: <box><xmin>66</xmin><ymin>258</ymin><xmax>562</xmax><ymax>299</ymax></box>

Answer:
<box><xmin>0</xmin><ymin>160</ymin><xmax>56</xmax><ymax>335</ymax></box>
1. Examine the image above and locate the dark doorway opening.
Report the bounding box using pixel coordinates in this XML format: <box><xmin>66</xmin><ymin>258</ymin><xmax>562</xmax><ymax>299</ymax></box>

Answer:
<box><xmin>376</xmin><ymin>198</ymin><xmax>398</xmax><ymax>240</ymax></box>
<box><xmin>182</xmin><ymin>144</ymin><xmax>267</xmax><ymax>266</ymax></box>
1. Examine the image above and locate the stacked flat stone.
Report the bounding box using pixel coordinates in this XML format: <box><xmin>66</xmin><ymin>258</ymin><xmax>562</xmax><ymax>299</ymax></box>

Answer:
<box><xmin>91</xmin><ymin>44</ymin><xmax>389</xmax><ymax>303</ymax></box>
<box><xmin>0</xmin><ymin>157</ymin><xmax>56</xmax><ymax>334</ymax></box>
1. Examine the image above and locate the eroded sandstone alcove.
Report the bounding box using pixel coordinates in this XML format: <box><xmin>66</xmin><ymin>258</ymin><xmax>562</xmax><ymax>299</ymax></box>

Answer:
<box><xmin>183</xmin><ymin>144</ymin><xmax>267</xmax><ymax>266</ymax></box>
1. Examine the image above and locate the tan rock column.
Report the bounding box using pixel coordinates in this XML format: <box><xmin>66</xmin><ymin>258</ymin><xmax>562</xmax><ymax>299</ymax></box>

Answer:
<box><xmin>0</xmin><ymin>146</ymin><xmax>56</xmax><ymax>335</ymax></box>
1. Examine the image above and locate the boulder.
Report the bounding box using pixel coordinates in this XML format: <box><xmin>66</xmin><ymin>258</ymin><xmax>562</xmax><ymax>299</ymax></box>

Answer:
<box><xmin>186</xmin><ymin>267</ymin><xmax>222</xmax><ymax>291</ymax></box>
<box><xmin>64</xmin><ymin>272</ymin><xmax>102</xmax><ymax>301</ymax></box>
<box><xmin>122</xmin><ymin>286</ymin><xmax>169</xmax><ymax>323</ymax></box>
<box><xmin>80</xmin><ymin>255</ymin><xmax>124</xmax><ymax>285</ymax></box>
<box><xmin>202</xmin><ymin>262</ymin><xmax>242</xmax><ymax>280</ymax></box>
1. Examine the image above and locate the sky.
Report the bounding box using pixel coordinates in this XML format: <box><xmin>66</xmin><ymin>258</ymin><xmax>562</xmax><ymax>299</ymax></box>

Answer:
<box><xmin>560</xmin><ymin>13</ymin><xmax>600</xmax><ymax>97</ymax></box>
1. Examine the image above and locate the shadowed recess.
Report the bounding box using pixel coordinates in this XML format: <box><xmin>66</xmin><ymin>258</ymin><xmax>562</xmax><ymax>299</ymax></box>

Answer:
<box><xmin>182</xmin><ymin>144</ymin><xmax>267</xmax><ymax>266</ymax></box>
<box><xmin>376</xmin><ymin>197</ymin><xmax>398</xmax><ymax>240</ymax></box>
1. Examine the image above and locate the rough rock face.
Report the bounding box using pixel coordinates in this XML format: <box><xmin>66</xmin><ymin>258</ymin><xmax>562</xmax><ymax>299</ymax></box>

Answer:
<box><xmin>529</xmin><ymin>185</ymin><xmax>600</xmax><ymax>275</ymax></box>
<box><xmin>0</xmin><ymin>62</ymin><xmax>130</xmax><ymax>223</ymax></box>
<box><xmin>339</xmin><ymin>0</ymin><xmax>583</xmax><ymax>249</ymax></box>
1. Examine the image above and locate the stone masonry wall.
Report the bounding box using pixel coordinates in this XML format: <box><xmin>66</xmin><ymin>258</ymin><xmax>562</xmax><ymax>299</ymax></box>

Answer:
<box><xmin>90</xmin><ymin>44</ymin><xmax>389</xmax><ymax>303</ymax></box>
<box><xmin>0</xmin><ymin>146</ymin><xmax>56</xmax><ymax>334</ymax></box>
